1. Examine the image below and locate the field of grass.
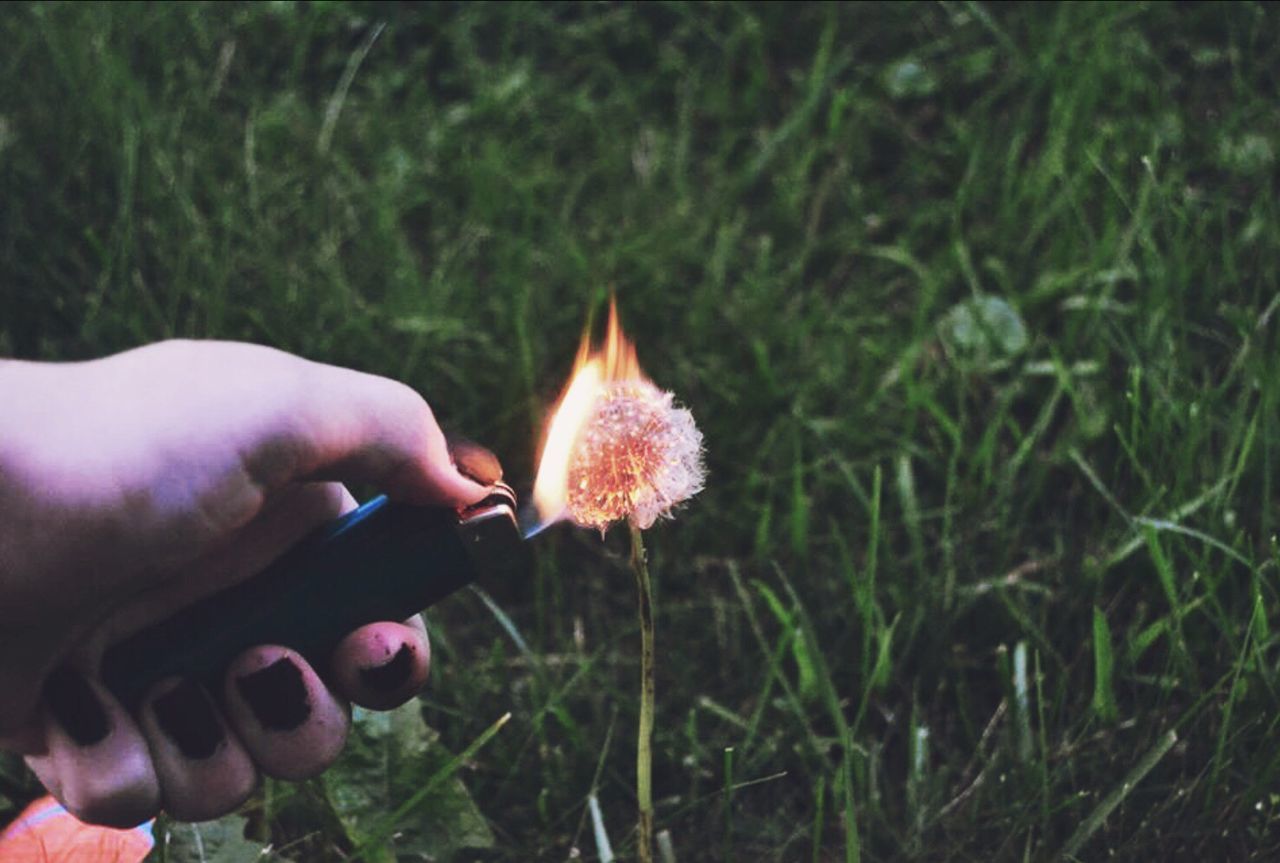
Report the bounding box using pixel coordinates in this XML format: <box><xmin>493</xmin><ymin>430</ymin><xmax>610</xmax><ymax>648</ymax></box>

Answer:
<box><xmin>3</xmin><ymin>2</ymin><xmax>1280</xmax><ymax>860</ymax></box>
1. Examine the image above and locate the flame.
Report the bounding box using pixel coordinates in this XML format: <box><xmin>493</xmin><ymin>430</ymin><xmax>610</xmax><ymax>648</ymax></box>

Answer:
<box><xmin>531</xmin><ymin>300</ymin><xmax>650</xmax><ymax>527</ymax></box>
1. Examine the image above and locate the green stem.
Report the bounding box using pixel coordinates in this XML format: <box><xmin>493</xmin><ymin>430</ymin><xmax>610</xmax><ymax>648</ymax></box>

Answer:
<box><xmin>630</xmin><ymin>522</ymin><xmax>655</xmax><ymax>863</ymax></box>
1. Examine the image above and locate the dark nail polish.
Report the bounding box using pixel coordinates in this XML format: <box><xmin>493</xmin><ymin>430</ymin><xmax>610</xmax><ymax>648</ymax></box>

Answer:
<box><xmin>236</xmin><ymin>658</ymin><xmax>311</xmax><ymax>731</ymax></box>
<box><xmin>359</xmin><ymin>643</ymin><xmax>414</xmax><ymax>692</ymax></box>
<box><xmin>43</xmin><ymin>667</ymin><xmax>110</xmax><ymax>746</ymax></box>
<box><xmin>447</xmin><ymin>436</ymin><xmax>504</xmax><ymax>486</ymax></box>
<box><xmin>152</xmin><ymin>681</ymin><xmax>224</xmax><ymax>760</ymax></box>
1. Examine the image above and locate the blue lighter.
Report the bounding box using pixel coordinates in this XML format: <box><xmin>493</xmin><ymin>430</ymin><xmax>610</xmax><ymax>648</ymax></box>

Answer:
<box><xmin>100</xmin><ymin>483</ymin><xmax>525</xmax><ymax>709</ymax></box>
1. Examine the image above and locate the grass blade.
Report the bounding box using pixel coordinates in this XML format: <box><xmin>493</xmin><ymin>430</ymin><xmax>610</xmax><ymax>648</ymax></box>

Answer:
<box><xmin>588</xmin><ymin>793</ymin><xmax>615</xmax><ymax>863</ymax></box>
<box><xmin>811</xmin><ymin>774</ymin><xmax>826</xmax><ymax>863</ymax></box>
<box><xmin>1092</xmin><ymin>607</ymin><xmax>1119</xmax><ymax>723</ymax></box>
<box><xmin>657</xmin><ymin>830</ymin><xmax>677</xmax><ymax>863</ymax></box>
<box><xmin>842</xmin><ymin>743</ymin><xmax>861</xmax><ymax>863</ymax></box>
<box><xmin>1055</xmin><ymin>730</ymin><xmax>1178</xmax><ymax>860</ymax></box>
<box><xmin>895</xmin><ymin>454</ymin><xmax>926</xmax><ymax>583</ymax></box>
<box><xmin>1141</xmin><ymin>525</ymin><xmax>1196</xmax><ymax>682</ymax></box>
<box><xmin>316</xmin><ymin>21</ymin><xmax>385</xmax><ymax>155</ymax></box>
<box><xmin>1012</xmin><ymin>641</ymin><xmax>1032</xmax><ymax>764</ymax></box>
<box><xmin>723</xmin><ymin>746</ymin><xmax>734</xmax><ymax>863</ymax></box>
<box><xmin>350</xmin><ymin>712</ymin><xmax>512</xmax><ymax>863</ymax></box>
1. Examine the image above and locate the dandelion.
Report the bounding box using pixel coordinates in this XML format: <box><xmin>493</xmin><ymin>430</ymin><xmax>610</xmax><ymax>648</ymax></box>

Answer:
<box><xmin>531</xmin><ymin>299</ymin><xmax>705</xmax><ymax>863</ymax></box>
<box><xmin>566</xmin><ymin>379</ymin><xmax>705</xmax><ymax>533</ymax></box>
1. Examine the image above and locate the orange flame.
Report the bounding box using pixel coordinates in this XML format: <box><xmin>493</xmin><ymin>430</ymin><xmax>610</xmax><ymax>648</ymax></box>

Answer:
<box><xmin>531</xmin><ymin>299</ymin><xmax>650</xmax><ymax>527</ymax></box>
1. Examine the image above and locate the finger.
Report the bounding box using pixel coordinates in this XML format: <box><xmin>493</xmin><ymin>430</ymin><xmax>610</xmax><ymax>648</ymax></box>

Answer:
<box><xmin>57</xmin><ymin>340</ymin><xmax>487</xmax><ymax>520</ymax></box>
<box><xmin>222</xmin><ymin>646</ymin><xmax>349</xmax><ymax>781</ymax></box>
<box><xmin>40</xmin><ymin>481</ymin><xmax>356</xmax><ymax>796</ymax></box>
<box><xmin>139</xmin><ymin>678</ymin><xmax>256</xmax><ymax>823</ymax></box>
<box><xmin>26</xmin><ymin>667</ymin><xmax>159</xmax><ymax>828</ymax></box>
<box><xmin>260</xmin><ymin>358</ymin><xmax>490</xmax><ymax>507</ymax></box>
<box><xmin>0</xmin><ymin>623</ymin><xmax>83</xmax><ymax>744</ymax></box>
<box><xmin>328</xmin><ymin>617</ymin><xmax>431</xmax><ymax>711</ymax></box>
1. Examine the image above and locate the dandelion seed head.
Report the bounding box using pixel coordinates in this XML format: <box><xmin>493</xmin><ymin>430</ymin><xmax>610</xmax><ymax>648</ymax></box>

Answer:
<box><xmin>565</xmin><ymin>379</ymin><xmax>705</xmax><ymax>532</ymax></box>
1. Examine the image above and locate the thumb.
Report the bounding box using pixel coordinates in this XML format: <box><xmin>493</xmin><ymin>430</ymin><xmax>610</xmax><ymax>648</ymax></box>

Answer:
<box><xmin>252</xmin><ymin>356</ymin><xmax>490</xmax><ymax>506</ymax></box>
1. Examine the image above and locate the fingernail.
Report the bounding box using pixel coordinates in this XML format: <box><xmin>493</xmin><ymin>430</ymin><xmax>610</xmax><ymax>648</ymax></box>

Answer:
<box><xmin>236</xmin><ymin>658</ymin><xmax>311</xmax><ymax>731</ymax></box>
<box><xmin>447</xmin><ymin>435</ymin><xmax>503</xmax><ymax>486</ymax></box>
<box><xmin>152</xmin><ymin>680</ymin><xmax>225</xmax><ymax>760</ymax></box>
<box><xmin>43</xmin><ymin>667</ymin><xmax>110</xmax><ymax>746</ymax></box>
<box><xmin>359</xmin><ymin>643</ymin><xmax>415</xmax><ymax>693</ymax></box>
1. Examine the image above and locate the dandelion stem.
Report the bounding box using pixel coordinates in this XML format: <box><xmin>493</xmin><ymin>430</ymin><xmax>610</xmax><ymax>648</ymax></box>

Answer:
<box><xmin>630</xmin><ymin>521</ymin><xmax>656</xmax><ymax>863</ymax></box>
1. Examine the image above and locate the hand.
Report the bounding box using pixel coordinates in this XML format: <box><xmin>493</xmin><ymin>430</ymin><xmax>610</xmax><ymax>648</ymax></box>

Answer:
<box><xmin>0</xmin><ymin>340</ymin><xmax>489</xmax><ymax>827</ymax></box>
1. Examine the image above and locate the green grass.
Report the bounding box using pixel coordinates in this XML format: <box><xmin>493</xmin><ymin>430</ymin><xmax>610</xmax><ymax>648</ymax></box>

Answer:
<box><xmin>3</xmin><ymin>1</ymin><xmax>1280</xmax><ymax>859</ymax></box>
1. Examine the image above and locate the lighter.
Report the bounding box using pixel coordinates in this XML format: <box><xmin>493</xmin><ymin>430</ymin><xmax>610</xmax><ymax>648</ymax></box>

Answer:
<box><xmin>100</xmin><ymin>483</ymin><xmax>526</xmax><ymax>710</ymax></box>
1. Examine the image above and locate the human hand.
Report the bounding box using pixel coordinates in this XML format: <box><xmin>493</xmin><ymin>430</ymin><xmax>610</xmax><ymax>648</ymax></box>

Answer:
<box><xmin>0</xmin><ymin>340</ymin><xmax>490</xmax><ymax>827</ymax></box>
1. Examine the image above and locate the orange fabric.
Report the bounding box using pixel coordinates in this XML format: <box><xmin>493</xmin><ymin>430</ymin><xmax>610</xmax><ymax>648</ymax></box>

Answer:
<box><xmin>0</xmin><ymin>795</ymin><xmax>153</xmax><ymax>862</ymax></box>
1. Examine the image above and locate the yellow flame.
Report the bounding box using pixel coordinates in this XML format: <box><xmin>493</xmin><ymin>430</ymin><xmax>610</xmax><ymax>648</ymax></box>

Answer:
<box><xmin>531</xmin><ymin>299</ymin><xmax>649</xmax><ymax>525</ymax></box>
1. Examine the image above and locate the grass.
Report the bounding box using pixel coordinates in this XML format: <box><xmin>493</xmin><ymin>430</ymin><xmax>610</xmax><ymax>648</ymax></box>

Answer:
<box><xmin>2</xmin><ymin>1</ymin><xmax>1280</xmax><ymax>859</ymax></box>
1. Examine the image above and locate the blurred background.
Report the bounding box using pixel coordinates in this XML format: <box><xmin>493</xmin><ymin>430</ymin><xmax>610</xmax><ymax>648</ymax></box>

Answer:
<box><xmin>2</xmin><ymin>2</ymin><xmax>1279</xmax><ymax>860</ymax></box>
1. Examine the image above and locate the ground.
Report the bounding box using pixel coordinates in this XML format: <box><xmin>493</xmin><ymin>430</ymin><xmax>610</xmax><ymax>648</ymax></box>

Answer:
<box><xmin>2</xmin><ymin>2</ymin><xmax>1280</xmax><ymax>860</ymax></box>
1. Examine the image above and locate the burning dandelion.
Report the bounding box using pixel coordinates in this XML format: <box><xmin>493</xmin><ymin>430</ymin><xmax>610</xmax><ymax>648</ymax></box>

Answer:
<box><xmin>567</xmin><ymin>379</ymin><xmax>704</xmax><ymax>532</ymax></box>
<box><xmin>530</xmin><ymin>298</ymin><xmax>704</xmax><ymax>863</ymax></box>
<box><xmin>532</xmin><ymin>300</ymin><xmax>704</xmax><ymax>534</ymax></box>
